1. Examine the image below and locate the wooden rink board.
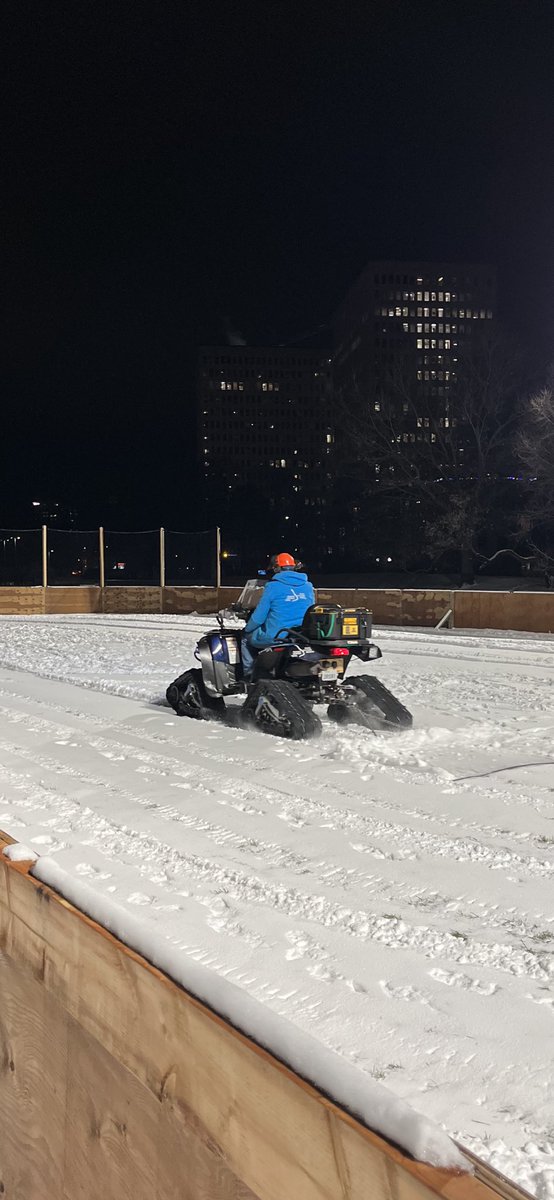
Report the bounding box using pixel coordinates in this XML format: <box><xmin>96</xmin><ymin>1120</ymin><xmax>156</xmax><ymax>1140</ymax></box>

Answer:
<box><xmin>0</xmin><ymin>585</ymin><xmax>554</xmax><ymax>633</ymax></box>
<box><xmin>452</xmin><ymin>590</ymin><xmax>554</xmax><ymax>633</ymax></box>
<box><xmin>163</xmin><ymin>586</ymin><xmax>220</xmax><ymax>614</ymax></box>
<box><xmin>0</xmin><ymin>835</ymin><xmax>527</xmax><ymax>1200</ymax></box>
<box><xmin>0</xmin><ymin>587</ymin><xmax>45</xmax><ymax>615</ymax></box>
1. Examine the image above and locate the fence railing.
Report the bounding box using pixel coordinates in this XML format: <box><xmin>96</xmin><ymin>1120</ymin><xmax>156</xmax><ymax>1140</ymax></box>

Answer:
<box><xmin>0</xmin><ymin>528</ymin><xmax>221</xmax><ymax>588</ymax></box>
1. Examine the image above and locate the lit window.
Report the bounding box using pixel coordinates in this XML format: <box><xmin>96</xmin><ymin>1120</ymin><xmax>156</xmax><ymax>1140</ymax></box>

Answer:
<box><xmin>417</xmin><ymin>338</ymin><xmax>423</xmax><ymax>349</ymax></box>
<box><xmin>424</xmin><ymin>291</ymin><xmax>430</xmax><ymax>301</ymax></box>
<box><xmin>281</xmin><ymin>459</ymin><xmax>286</xmax><ymax>467</ymax></box>
<box><xmin>374</xmin><ymin>402</ymin><xmax>381</xmax><ymax>411</ymax></box>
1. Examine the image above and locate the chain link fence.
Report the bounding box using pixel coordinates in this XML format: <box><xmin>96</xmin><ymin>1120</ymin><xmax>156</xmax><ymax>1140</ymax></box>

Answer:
<box><xmin>47</xmin><ymin>529</ymin><xmax>101</xmax><ymax>586</ymax></box>
<box><xmin>165</xmin><ymin>530</ymin><xmax>218</xmax><ymax>586</ymax></box>
<box><xmin>0</xmin><ymin>530</ymin><xmax>43</xmax><ymax>586</ymax></box>
<box><xmin>104</xmin><ymin>530</ymin><xmax>160</xmax><ymax>586</ymax></box>
<box><xmin>0</xmin><ymin>528</ymin><xmax>219</xmax><ymax>587</ymax></box>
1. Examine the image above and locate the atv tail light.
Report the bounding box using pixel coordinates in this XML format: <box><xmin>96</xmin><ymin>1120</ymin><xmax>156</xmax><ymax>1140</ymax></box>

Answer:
<box><xmin>330</xmin><ymin>647</ymin><xmax>349</xmax><ymax>657</ymax></box>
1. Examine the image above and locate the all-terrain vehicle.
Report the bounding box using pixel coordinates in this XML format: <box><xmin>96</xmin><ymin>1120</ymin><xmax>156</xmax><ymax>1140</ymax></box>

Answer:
<box><xmin>166</xmin><ymin>579</ymin><xmax>412</xmax><ymax>741</ymax></box>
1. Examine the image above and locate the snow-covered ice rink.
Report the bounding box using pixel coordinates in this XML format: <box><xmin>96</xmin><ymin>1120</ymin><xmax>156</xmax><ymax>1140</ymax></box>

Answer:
<box><xmin>0</xmin><ymin>614</ymin><xmax>554</xmax><ymax>1195</ymax></box>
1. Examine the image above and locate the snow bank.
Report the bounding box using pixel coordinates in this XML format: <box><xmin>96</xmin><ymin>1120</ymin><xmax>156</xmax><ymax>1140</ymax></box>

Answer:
<box><xmin>32</xmin><ymin>853</ymin><xmax>468</xmax><ymax>1171</ymax></box>
<box><xmin>3</xmin><ymin>842</ymin><xmax>39</xmax><ymax>863</ymax></box>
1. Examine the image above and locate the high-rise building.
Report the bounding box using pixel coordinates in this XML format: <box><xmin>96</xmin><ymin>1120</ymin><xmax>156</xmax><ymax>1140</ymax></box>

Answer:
<box><xmin>333</xmin><ymin>260</ymin><xmax>496</xmax><ymax>413</ymax></box>
<box><xmin>197</xmin><ymin>345</ymin><xmax>332</xmax><ymax>559</ymax></box>
<box><xmin>329</xmin><ymin>262</ymin><xmax>497</xmax><ymax>561</ymax></box>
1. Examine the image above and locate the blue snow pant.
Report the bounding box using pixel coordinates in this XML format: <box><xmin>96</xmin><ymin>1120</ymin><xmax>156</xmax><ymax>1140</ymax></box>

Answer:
<box><xmin>241</xmin><ymin>635</ymin><xmax>259</xmax><ymax>679</ymax></box>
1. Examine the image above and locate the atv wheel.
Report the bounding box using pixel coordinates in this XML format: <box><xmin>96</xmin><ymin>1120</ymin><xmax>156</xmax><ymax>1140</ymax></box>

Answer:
<box><xmin>341</xmin><ymin>675</ymin><xmax>413</xmax><ymax>730</ymax></box>
<box><xmin>166</xmin><ymin>669</ymin><xmax>225</xmax><ymax>720</ymax></box>
<box><xmin>242</xmin><ymin>680</ymin><xmax>321</xmax><ymax>740</ymax></box>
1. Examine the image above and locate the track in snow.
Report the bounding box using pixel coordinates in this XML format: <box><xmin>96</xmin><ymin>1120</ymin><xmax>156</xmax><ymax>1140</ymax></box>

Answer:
<box><xmin>0</xmin><ymin>615</ymin><xmax>554</xmax><ymax>1197</ymax></box>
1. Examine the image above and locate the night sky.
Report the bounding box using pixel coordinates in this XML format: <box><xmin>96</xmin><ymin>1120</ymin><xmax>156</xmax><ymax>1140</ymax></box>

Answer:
<box><xmin>3</xmin><ymin>0</ymin><xmax>553</xmax><ymax>527</ymax></box>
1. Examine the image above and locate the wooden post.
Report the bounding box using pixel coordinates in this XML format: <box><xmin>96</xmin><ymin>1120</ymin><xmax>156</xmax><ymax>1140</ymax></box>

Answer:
<box><xmin>41</xmin><ymin>525</ymin><xmax>48</xmax><ymax>589</ymax></box>
<box><xmin>98</xmin><ymin>527</ymin><xmax>105</xmax><ymax>589</ymax></box>
<box><xmin>215</xmin><ymin>526</ymin><xmax>222</xmax><ymax>590</ymax></box>
<box><xmin>159</xmin><ymin>527</ymin><xmax>166</xmax><ymax>589</ymax></box>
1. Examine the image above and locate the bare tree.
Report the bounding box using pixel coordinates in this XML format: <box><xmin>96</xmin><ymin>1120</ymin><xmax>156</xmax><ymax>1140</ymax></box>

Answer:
<box><xmin>338</xmin><ymin>337</ymin><xmax>522</xmax><ymax>581</ymax></box>
<box><xmin>516</xmin><ymin>376</ymin><xmax>554</xmax><ymax>564</ymax></box>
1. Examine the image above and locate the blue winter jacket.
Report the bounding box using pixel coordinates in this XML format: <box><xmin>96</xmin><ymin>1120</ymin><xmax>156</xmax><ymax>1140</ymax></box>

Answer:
<box><xmin>243</xmin><ymin>570</ymin><xmax>315</xmax><ymax>648</ymax></box>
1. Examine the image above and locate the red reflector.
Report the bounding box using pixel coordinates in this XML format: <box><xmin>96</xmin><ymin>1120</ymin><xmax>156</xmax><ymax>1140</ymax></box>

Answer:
<box><xmin>330</xmin><ymin>647</ymin><xmax>349</xmax><ymax>657</ymax></box>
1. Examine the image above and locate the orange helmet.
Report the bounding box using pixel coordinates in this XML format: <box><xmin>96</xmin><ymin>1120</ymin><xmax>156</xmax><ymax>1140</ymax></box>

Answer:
<box><xmin>270</xmin><ymin>552</ymin><xmax>296</xmax><ymax>571</ymax></box>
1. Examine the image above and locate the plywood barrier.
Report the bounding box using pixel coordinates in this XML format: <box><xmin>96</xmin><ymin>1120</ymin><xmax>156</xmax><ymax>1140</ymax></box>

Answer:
<box><xmin>400</xmin><ymin>590</ymin><xmax>452</xmax><ymax>626</ymax></box>
<box><xmin>0</xmin><ymin>835</ymin><xmax>521</xmax><ymax>1200</ymax></box>
<box><xmin>0</xmin><ymin>586</ymin><xmax>44</xmax><ymax>615</ymax></box>
<box><xmin>317</xmin><ymin>587</ymin><xmax>404</xmax><ymax>624</ymax></box>
<box><xmin>45</xmin><ymin>586</ymin><xmax>102</xmax><ymax>614</ymax></box>
<box><xmin>102</xmin><ymin>585</ymin><xmax>162</xmax><ymax>613</ymax></box>
<box><xmin>0</xmin><ymin>585</ymin><xmax>554</xmax><ymax>634</ymax></box>
<box><xmin>163</xmin><ymin>585</ymin><xmax>219</xmax><ymax>614</ymax></box>
<box><xmin>453</xmin><ymin>590</ymin><xmax>554</xmax><ymax>634</ymax></box>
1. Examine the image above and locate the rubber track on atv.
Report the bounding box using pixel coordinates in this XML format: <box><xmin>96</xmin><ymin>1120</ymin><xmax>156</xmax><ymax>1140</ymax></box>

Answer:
<box><xmin>242</xmin><ymin>679</ymin><xmax>322</xmax><ymax>740</ymax></box>
<box><xmin>345</xmin><ymin>674</ymin><xmax>413</xmax><ymax>729</ymax></box>
<box><xmin>166</xmin><ymin>668</ymin><xmax>225</xmax><ymax>720</ymax></box>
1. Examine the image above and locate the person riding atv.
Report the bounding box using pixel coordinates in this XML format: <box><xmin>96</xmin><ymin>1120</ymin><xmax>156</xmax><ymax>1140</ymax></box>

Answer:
<box><xmin>241</xmin><ymin>552</ymin><xmax>315</xmax><ymax>677</ymax></box>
